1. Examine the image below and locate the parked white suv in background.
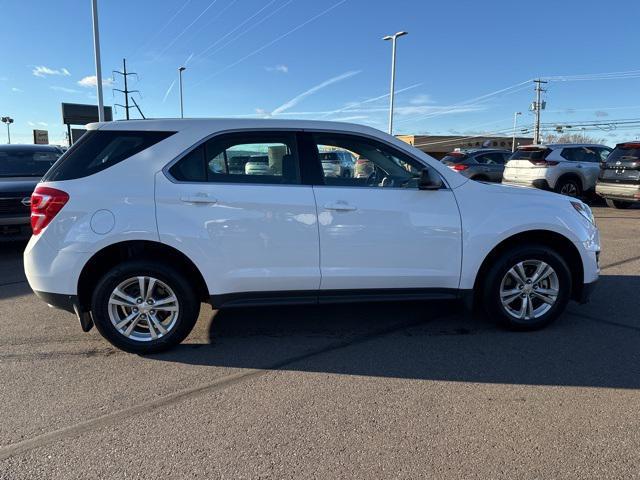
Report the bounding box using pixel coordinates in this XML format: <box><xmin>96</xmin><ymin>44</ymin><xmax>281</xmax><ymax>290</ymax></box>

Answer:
<box><xmin>24</xmin><ymin>119</ymin><xmax>600</xmax><ymax>353</ymax></box>
<box><xmin>502</xmin><ymin>144</ymin><xmax>611</xmax><ymax>197</ymax></box>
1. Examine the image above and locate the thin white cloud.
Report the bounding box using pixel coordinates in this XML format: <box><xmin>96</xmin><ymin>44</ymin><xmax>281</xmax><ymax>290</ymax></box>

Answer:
<box><xmin>77</xmin><ymin>75</ymin><xmax>114</xmax><ymax>88</ymax></box>
<box><xmin>162</xmin><ymin>79</ymin><xmax>176</xmax><ymax>103</ymax></box>
<box><xmin>11</xmin><ymin>87</ymin><xmax>23</xmax><ymax>92</ymax></box>
<box><xmin>271</xmin><ymin>70</ymin><xmax>360</xmax><ymax>116</ymax></box>
<box><xmin>50</xmin><ymin>86</ymin><xmax>79</xmax><ymax>93</ymax></box>
<box><xmin>38</xmin><ymin>122</ymin><xmax>48</xmax><ymax>127</ymax></box>
<box><xmin>266</xmin><ymin>64</ymin><xmax>288</xmax><ymax>74</ymax></box>
<box><xmin>409</xmin><ymin>94</ymin><xmax>432</xmax><ymax>105</ymax></box>
<box><xmin>331</xmin><ymin>115</ymin><xmax>369</xmax><ymax>122</ymax></box>
<box><xmin>184</xmin><ymin>53</ymin><xmax>195</xmax><ymax>66</ymax></box>
<box><xmin>32</xmin><ymin>66</ymin><xmax>70</xmax><ymax>77</ymax></box>
<box><xmin>27</xmin><ymin>121</ymin><xmax>36</xmax><ymax>127</ymax></box>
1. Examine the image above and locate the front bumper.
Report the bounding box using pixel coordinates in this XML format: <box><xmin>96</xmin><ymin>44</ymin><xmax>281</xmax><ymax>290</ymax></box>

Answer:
<box><xmin>596</xmin><ymin>182</ymin><xmax>640</xmax><ymax>202</ymax></box>
<box><xmin>33</xmin><ymin>290</ymin><xmax>78</xmax><ymax>313</ymax></box>
<box><xmin>577</xmin><ymin>280</ymin><xmax>598</xmax><ymax>304</ymax></box>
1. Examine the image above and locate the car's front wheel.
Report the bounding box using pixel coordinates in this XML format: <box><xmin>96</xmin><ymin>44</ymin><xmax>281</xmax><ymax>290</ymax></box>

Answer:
<box><xmin>91</xmin><ymin>261</ymin><xmax>200</xmax><ymax>354</ymax></box>
<box><xmin>482</xmin><ymin>245</ymin><xmax>572</xmax><ymax>330</ymax></box>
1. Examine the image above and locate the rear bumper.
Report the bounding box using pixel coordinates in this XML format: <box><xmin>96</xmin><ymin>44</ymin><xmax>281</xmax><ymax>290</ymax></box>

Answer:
<box><xmin>502</xmin><ymin>179</ymin><xmax>550</xmax><ymax>190</ymax></box>
<box><xmin>596</xmin><ymin>182</ymin><xmax>640</xmax><ymax>201</ymax></box>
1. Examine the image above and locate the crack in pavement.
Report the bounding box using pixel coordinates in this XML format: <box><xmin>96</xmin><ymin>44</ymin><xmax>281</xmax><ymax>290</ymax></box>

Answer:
<box><xmin>600</xmin><ymin>255</ymin><xmax>640</xmax><ymax>271</ymax></box>
<box><xmin>0</xmin><ymin>310</ymin><xmax>452</xmax><ymax>461</ymax></box>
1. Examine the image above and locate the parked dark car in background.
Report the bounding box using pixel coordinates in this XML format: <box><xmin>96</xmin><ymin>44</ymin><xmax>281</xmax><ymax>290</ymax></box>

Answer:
<box><xmin>0</xmin><ymin>144</ymin><xmax>63</xmax><ymax>239</ymax></box>
<box><xmin>441</xmin><ymin>149</ymin><xmax>511</xmax><ymax>182</ymax></box>
<box><xmin>596</xmin><ymin>142</ymin><xmax>640</xmax><ymax>208</ymax></box>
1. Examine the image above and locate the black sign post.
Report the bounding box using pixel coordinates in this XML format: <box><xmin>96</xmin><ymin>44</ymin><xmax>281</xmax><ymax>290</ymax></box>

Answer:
<box><xmin>61</xmin><ymin>103</ymin><xmax>113</xmax><ymax>145</ymax></box>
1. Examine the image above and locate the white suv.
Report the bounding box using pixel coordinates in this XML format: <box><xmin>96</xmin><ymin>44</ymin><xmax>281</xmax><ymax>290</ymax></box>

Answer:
<box><xmin>24</xmin><ymin>119</ymin><xmax>600</xmax><ymax>353</ymax></box>
<box><xmin>502</xmin><ymin>144</ymin><xmax>611</xmax><ymax>197</ymax></box>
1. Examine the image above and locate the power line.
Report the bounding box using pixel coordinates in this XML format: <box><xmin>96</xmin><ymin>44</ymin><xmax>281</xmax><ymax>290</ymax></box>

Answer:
<box><xmin>154</xmin><ymin>0</ymin><xmax>220</xmax><ymax>61</ymax></box>
<box><xmin>194</xmin><ymin>0</ymin><xmax>281</xmax><ymax>59</ymax></box>
<box><xmin>201</xmin><ymin>0</ymin><xmax>296</xmax><ymax>60</ymax></box>
<box><xmin>130</xmin><ymin>0</ymin><xmax>193</xmax><ymax>59</ymax></box>
<box><xmin>192</xmin><ymin>0</ymin><xmax>348</xmax><ymax>87</ymax></box>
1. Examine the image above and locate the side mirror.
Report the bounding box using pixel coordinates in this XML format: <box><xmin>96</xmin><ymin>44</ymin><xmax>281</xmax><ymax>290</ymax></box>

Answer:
<box><xmin>418</xmin><ymin>168</ymin><xmax>443</xmax><ymax>190</ymax></box>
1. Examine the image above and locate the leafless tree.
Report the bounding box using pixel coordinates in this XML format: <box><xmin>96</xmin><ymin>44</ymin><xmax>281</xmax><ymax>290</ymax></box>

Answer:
<box><xmin>542</xmin><ymin>132</ymin><xmax>606</xmax><ymax>144</ymax></box>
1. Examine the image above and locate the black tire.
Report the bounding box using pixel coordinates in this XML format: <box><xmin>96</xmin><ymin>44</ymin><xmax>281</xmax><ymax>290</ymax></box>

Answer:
<box><xmin>91</xmin><ymin>260</ymin><xmax>200</xmax><ymax>354</ymax></box>
<box><xmin>555</xmin><ymin>177</ymin><xmax>582</xmax><ymax>198</ymax></box>
<box><xmin>605</xmin><ymin>198</ymin><xmax>632</xmax><ymax>209</ymax></box>
<box><xmin>481</xmin><ymin>244</ymin><xmax>572</xmax><ymax>331</ymax></box>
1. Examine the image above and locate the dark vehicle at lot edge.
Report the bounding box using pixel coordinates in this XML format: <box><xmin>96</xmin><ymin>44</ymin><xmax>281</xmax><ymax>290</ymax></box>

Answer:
<box><xmin>441</xmin><ymin>149</ymin><xmax>511</xmax><ymax>182</ymax></box>
<box><xmin>596</xmin><ymin>142</ymin><xmax>640</xmax><ymax>208</ymax></box>
<box><xmin>0</xmin><ymin>144</ymin><xmax>63</xmax><ymax>239</ymax></box>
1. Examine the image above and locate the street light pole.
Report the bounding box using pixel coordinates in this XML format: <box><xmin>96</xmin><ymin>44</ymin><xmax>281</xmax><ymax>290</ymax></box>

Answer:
<box><xmin>512</xmin><ymin>111</ymin><xmax>522</xmax><ymax>152</ymax></box>
<box><xmin>91</xmin><ymin>0</ymin><xmax>105</xmax><ymax>122</ymax></box>
<box><xmin>383</xmin><ymin>31</ymin><xmax>407</xmax><ymax>135</ymax></box>
<box><xmin>1</xmin><ymin>117</ymin><xmax>13</xmax><ymax>144</ymax></box>
<box><xmin>178</xmin><ymin>67</ymin><xmax>186</xmax><ymax>118</ymax></box>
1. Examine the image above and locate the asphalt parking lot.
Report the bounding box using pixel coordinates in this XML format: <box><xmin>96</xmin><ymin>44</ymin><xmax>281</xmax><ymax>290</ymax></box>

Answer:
<box><xmin>1</xmin><ymin>205</ymin><xmax>639</xmax><ymax>479</ymax></box>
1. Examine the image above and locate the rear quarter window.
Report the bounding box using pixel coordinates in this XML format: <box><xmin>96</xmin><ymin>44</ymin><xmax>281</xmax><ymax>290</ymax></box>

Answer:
<box><xmin>43</xmin><ymin>130</ymin><xmax>175</xmax><ymax>181</ymax></box>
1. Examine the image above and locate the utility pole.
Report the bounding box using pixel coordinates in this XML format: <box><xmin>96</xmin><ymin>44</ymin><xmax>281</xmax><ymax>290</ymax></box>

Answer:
<box><xmin>113</xmin><ymin>59</ymin><xmax>140</xmax><ymax>120</ymax></box>
<box><xmin>91</xmin><ymin>0</ymin><xmax>105</xmax><ymax>122</ymax></box>
<box><xmin>532</xmin><ymin>79</ymin><xmax>547</xmax><ymax>144</ymax></box>
<box><xmin>383</xmin><ymin>31</ymin><xmax>408</xmax><ymax>135</ymax></box>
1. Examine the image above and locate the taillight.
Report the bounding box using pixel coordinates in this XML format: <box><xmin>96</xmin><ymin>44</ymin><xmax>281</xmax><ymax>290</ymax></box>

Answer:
<box><xmin>528</xmin><ymin>160</ymin><xmax>559</xmax><ymax>166</ymax></box>
<box><xmin>30</xmin><ymin>186</ymin><xmax>69</xmax><ymax>235</ymax></box>
<box><xmin>452</xmin><ymin>164</ymin><xmax>470</xmax><ymax>171</ymax></box>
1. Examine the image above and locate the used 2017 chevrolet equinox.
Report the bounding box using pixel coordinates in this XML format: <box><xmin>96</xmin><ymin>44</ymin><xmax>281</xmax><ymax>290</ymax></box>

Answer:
<box><xmin>24</xmin><ymin>119</ymin><xmax>600</xmax><ymax>353</ymax></box>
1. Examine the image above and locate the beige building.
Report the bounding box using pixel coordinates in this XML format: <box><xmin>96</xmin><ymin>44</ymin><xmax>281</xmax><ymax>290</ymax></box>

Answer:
<box><xmin>397</xmin><ymin>134</ymin><xmax>534</xmax><ymax>159</ymax></box>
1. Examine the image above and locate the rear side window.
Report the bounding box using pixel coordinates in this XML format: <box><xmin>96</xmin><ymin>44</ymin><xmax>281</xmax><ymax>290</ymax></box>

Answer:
<box><xmin>43</xmin><ymin>130</ymin><xmax>175</xmax><ymax>181</ymax></box>
<box><xmin>168</xmin><ymin>131</ymin><xmax>301</xmax><ymax>185</ymax></box>
<box><xmin>509</xmin><ymin>148</ymin><xmax>550</xmax><ymax>161</ymax></box>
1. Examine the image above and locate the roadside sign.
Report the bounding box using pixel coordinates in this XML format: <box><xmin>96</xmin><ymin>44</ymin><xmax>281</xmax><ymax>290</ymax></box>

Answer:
<box><xmin>61</xmin><ymin>103</ymin><xmax>112</xmax><ymax>125</ymax></box>
<box><xmin>33</xmin><ymin>129</ymin><xmax>49</xmax><ymax>144</ymax></box>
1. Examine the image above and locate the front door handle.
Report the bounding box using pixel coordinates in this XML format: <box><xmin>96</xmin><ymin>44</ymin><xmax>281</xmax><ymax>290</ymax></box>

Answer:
<box><xmin>180</xmin><ymin>193</ymin><xmax>218</xmax><ymax>204</ymax></box>
<box><xmin>324</xmin><ymin>202</ymin><xmax>357</xmax><ymax>212</ymax></box>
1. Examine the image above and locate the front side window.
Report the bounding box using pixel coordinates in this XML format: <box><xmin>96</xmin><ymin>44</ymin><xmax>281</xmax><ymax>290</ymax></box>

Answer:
<box><xmin>313</xmin><ymin>133</ymin><xmax>427</xmax><ymax>188</ymax></box>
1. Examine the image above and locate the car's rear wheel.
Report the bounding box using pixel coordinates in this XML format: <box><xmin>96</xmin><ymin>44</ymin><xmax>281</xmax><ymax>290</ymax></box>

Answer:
<box><xmin>482</xmin><ymin>245</ymin><xmax>572</xmax><ymax>330</ymax></box>
<box><xmin>605</xmin><ymin>198</ymin><xmax>633</xmax><ymax>209</ymax></box>
<box><xmin>555</xmin><ymin>178</ymin><xmax>582</xmax><ymax>198</ymax></box>
<box><xmin>91</xmin><ymin>261</ymin><xmax>200</xmax><ymax>354</ymax></box>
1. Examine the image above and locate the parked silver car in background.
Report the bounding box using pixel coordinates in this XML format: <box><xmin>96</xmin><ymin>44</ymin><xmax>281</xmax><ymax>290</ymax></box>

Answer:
<box><xmin>502</xmin><ymin>144</ymin><xmax>611</xmax><ymax>197</ymax></box>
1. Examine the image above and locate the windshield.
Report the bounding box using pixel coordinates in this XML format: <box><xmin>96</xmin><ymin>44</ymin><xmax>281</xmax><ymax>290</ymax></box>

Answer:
<box><xmin>607</xmin><ymin>145</ymin><xmax>640</xmax><ymax>164</ymax></box>
<box><xmin>0</xmin><ymin>149</ymin><xmax>61</xmax><ymax>177</ymax></box>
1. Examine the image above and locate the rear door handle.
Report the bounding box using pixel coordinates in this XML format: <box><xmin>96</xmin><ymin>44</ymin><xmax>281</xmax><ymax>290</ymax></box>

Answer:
<box><xmin>324</xmin><ymin>202</ymin><xmax>357</xmax><ymax>212</ymax></box>
<box><xmin>180</xmin><ymin>193</ymin><xmax>218</xmax><ymax>204</ymax></box>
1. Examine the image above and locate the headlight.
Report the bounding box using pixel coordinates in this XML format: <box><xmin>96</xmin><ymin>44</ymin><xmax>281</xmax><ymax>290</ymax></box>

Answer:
<box><xmin>571</xmin><ymin>201</ymin><xmax>595</xmax><ymax>225</ymax></box>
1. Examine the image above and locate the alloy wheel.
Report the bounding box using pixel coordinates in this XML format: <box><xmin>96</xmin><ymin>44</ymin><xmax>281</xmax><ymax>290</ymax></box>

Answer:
<box><xmin>499</xmin><ymin>260</ymin><xmax>559</xmax><ymax>321</ymax></box>
<box><xmin>107</xmin><ymin>276</ymin><xmax>180</xmax><ymax>342</ymax></box>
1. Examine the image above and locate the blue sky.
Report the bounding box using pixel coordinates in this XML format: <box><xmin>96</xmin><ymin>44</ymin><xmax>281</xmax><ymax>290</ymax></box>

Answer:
<box><xmin>2</xmin><ymin>0</ymin><xmax>640</xmax><ymax>145</ymax></box>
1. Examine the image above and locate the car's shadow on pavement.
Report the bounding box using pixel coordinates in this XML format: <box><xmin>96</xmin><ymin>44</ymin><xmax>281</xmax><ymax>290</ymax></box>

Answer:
<box><xmin>150</xmin><ymin>274</ymin><xmax>640</xmax><ymax>390</ymax></box>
